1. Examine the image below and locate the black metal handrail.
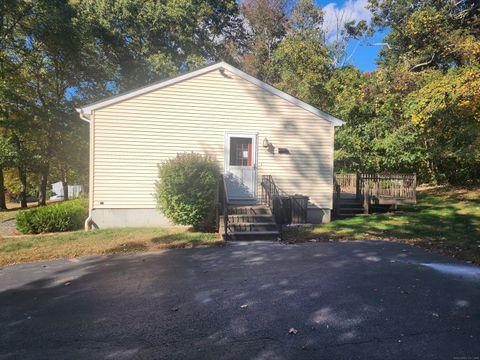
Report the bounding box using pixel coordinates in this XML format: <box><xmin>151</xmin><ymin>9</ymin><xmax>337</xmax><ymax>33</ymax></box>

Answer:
<box><xmin>217</xmin><ymin>175</ymin><xmax>229</xmax><ymax>240</ymax></box>
<box><xmin>260</xmin><ymin>175</ymin><xmax>280</xmax><ymax>210</ymax></box>
<box><xmin>261</xmin><ymin>175</ymin><xmax>308</xmax><ymax>224</ymax></box>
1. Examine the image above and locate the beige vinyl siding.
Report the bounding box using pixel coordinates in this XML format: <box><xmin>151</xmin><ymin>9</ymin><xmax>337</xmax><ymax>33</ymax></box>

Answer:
<box><xmin>92</xmin><ymin>68</ymin><xmax>334</xmax><ymax>209</ymax></box>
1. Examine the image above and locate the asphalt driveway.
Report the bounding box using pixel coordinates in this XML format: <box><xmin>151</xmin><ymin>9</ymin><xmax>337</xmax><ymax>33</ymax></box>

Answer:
<box><xmin>1</xmin><ymin>241</ymin><xmax>479</xmax><ymax>360</ymax></box>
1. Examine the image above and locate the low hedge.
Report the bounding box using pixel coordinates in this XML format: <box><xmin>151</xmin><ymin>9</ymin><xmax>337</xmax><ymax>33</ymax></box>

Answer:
<box><xmin>16</xmin><ymin>199</ymin><xmax>88</xmax><ymax>234</ymax></box>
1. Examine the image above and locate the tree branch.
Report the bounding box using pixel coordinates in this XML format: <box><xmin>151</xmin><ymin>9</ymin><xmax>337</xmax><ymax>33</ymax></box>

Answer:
<box><xmin>409</xmin><ymin>54</ymin><xmax>435</xmax><ymax>71</ymax></box>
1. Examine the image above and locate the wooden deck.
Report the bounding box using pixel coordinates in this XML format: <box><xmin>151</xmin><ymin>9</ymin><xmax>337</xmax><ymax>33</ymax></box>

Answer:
<box><xmin>333</xmin><ymin>173</ymin><xmax>416</xmax><ymax>217</ymax></box>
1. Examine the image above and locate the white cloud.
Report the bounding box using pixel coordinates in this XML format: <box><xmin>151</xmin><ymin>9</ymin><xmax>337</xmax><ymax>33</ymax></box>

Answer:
<box><xmin>322</xmin><ymin>0</ymin><xmax>372</xmax><ymax>41</ymax></box>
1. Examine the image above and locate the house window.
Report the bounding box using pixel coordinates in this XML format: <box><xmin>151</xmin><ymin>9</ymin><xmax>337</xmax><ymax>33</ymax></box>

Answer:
<box><xmin>229</xmin><ymin>137</ymin><xmax>252</xmax><ymax>166</ymax></box>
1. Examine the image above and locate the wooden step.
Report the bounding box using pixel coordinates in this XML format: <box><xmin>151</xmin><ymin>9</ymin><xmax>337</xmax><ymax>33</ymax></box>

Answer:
<box><xmin>338</xmin><ymin>201</ymin><xmax>364</xmax><ymax>207</ymax></box>
<box><xmin>225</xmin><ymin>231</ymin><xmax>280</xmax><ymax>241</ymax></box>
<box><xmin>337</xmin><ymin>213</ymin><xmax>369</xmax><ymax>218</ymax></box>
<box><xmin>224</xmin><ymin>214</ymin><xmax>275</xmax><ymax>223</ymax></box>
<box><xmin>227</xmin><ymin>222</ymin><xmax>279</xmax><ymax>232</ymax></box>
<box><xmin>228</xmin><ymin>205</ymin><xmax>272</xmax><ymax>215</ymax></box>
<box><xmin>339</xmin><ymin>207</ymin><xmax>365</xmax><ymax>212</ymax></box>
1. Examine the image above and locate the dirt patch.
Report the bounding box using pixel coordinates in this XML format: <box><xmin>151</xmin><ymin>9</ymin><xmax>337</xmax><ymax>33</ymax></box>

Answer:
<box><xmin>0</xmin><ymin>219</ymin><xmax>19</xmax><ymax>237</ymax></box>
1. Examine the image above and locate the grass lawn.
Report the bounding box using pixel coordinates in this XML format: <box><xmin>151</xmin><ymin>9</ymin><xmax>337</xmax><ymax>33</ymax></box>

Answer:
<box><xmin>0</xmin><ymin>227</ymin><xmax>222</xmax><ymax>266</ymax></box>
<box><xmin>292</xmin><ymin>187</ymin><xmax>480</xmax><ymax>264</ymax></box>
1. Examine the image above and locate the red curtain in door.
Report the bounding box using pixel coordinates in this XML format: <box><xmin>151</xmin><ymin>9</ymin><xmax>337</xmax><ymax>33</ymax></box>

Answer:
<box><xmin>247</xmin><ymin>143</ymin><xmax>252</xmax><ymax>166</ymax></box>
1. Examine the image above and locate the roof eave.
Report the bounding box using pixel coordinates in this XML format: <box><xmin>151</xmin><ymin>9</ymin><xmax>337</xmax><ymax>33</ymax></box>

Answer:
<box><xmin>78</xmin><ymin>61</ymin><xmax>345</xmax><ymax>126</ymax></box>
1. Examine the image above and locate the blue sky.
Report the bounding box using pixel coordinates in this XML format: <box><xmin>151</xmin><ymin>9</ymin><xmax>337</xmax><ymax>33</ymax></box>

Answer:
<box><xmin>314</xmin><ymin>0</ymin><xmax>388</xmax><ymax>71</ymax></box>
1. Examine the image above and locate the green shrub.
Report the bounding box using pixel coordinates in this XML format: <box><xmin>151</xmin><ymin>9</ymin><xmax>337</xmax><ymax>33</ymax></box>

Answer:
<box><xmin>155</xmin><ymin>153</ymin><xmax>220</xmax><ymax>230</ymax></box>
<box><xmin>16</xmin><ymin>199</ymin><xmax>88</xmax><ymax>234</ymax></box>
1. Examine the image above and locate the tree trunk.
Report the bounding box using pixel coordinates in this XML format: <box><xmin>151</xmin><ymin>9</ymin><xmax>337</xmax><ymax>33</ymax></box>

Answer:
<box><xmin>0</xmin><ymin>167</ymin><xmax>7</xmax><ymax>210</ymax></box>
<box><xmin>62</xmin><ymin>177</ymin><xmax>69</xmax><ymax>201</ymax></box>
<box><xmin>18</xmin><ymin>166</ymin><xmax>27</xmax><ymax>209</ymax></box>
<box><xmin>38</xmin><ymin>165</ymin><xmax>49</xmax><ymax>206</ymax></box>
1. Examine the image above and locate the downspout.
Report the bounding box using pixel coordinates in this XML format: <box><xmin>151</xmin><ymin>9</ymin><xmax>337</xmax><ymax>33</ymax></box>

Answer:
<box><xmin>76</xmin><ymin>109</ymin><xmax>94</xmax><ymax>231</ymax></box>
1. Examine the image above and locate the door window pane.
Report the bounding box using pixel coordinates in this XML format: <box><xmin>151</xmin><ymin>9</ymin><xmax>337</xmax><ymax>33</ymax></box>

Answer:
<box><xmin>230</xmin><ymin>137</ymin><xmax>252</xmax><ymax>166</ymax></box>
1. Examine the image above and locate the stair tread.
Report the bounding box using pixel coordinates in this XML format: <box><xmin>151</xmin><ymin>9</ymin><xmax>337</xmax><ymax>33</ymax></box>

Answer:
<box><xmin>228</xmin><ymin>205</ymin><xmax>269</xmax><ymax>208</ymax></box>
<box><xmin>228</xmin><ymin>214</ymin><xmax>273</xmax><ymax>217</ymax></box>
<box><xmin>228</xmin><ymin>230</ymin><xmax>279</xmax><ymax>234</ymax></box>
<box><xmin>338</xmin><ymin>213</ymin><xmax>369</xmax><ymax>217</ymax></box>
<box><xmin>227</xmin><ymin>217</ymin><xmax>274</xmax><ymax>221</ymax></box>
<box><xmin>229</xmin><ymin>222</ymin><xmax>276</xmax><ymax>226</ymax></box>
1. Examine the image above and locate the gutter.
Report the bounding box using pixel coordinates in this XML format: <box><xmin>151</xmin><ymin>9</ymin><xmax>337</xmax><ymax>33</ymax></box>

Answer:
<box><xmin>76</xmin><ymin>109</ymin><xmax>94</xmax><ymax>230</ymax></box>
<box><xmin>76</xmin><ymin>108</ymin><xmax>91</xmax><ymax>123</ymax></box>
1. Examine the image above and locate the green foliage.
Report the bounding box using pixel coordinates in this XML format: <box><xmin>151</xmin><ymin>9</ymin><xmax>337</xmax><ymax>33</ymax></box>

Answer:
<box><xmin>271</xmin><ymin>0</ymin><xmax>332</xmax><ymax>106</ymax></box>
<box><xmin>405</xmin><ymin>65</ymin><xmax>480</xmax><ymax>183</ymax></box>
<box><xmin>15</xmin><ymin>199</ymin><xmax>88</xmax><ymax>234</ymax></box>
<box><xmin>241</xmin><ymin>0</ymin><xmax>288</xmax><ymax>82</ymax></box>
<box><xmin>272</xmin><ymin>33</ymin><xmax>331</xmax><ymax>106</ymax></box>
<box><xmin>155</xmin><ymin>153</ymin><xmax>220</xmax><ymax>230</ymax></box>
<box><xmin>76</xmin><ymin>0</ymin><xmax>244</xmax><ymax>89</ymax></box>
<box><xmin>368</xmin><ymin>0</ymin><xmax>480</xmax><ymax>69</ymax></box>
<box><xmin>1</xmin><ymin>0</ymin><xmax>243</xmax><ymax>207</ymax></box>
<box><xmin>325</xmin><ymin>67</ymin><xmax>428</xmax><ymax>177</ymax></box>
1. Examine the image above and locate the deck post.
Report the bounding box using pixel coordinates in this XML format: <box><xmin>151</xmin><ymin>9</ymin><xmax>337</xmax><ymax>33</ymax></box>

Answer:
<box><xmin>413</xmin><ymin>172</ymin><xmax>417</xmax><ymax>202</ymax></box>
<box><xmin>363</xmin><ymin>182</ymin><xmax>369</xmax><ymax>215</ymax></box>
<box><xmin>334</xmin><ymin>184</ymin><xmax>341</xmax><ymax>217</ymax></box>
<box><xmin>356</xmin><ymin>172</ymin><xmax>361</xmax><ymax>200</ymax></box>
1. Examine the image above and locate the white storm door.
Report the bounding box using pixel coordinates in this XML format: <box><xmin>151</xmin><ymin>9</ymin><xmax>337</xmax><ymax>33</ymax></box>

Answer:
<box><xmin>224</xmin><ymin>133</ymin><xmax>257</xmax><ymax>200</ymax></box>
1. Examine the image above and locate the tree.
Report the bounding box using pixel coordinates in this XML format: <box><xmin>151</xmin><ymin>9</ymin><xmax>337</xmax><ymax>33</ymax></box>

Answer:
<box><xmin>0</xmin><ymin>0</ymin><xmax>36</xmax><ymax>208</ymax></box>
<box><xmin>368</xmin><ymin>0</ymin><xmax>480</xmax><ymax>70</ymax></box>
<box><xmin>271</xmin><ymin>0</ymin><xmax>332</xmax><ymax>106</ymax></box>
<box><xmin>325</xmin><ymin>66</ymin><xmax>427</xmax><ymax>177</ymax></box>
<box><xmin>49</xmin><ymin>116</ymin><xmax>89</xmax><ymax>200</ymax></box>
<box><xmin>0</xmin><ymin>136</ymin><xmax>17</xmax><ymax>209</ymax></box>
<box><xmin>241</xmin><ymin>0</ymin><xmax>288</xmax><ymax>82</ymax></box>
<box><xmin>76</xmin><ymin>0</ymin><xmax>245</xmax><ymax>91</ymax></box>
<box><xmin>405</xmin><ymin>65</ymin><xmax>480</xmax><ymax>183</ymax></box>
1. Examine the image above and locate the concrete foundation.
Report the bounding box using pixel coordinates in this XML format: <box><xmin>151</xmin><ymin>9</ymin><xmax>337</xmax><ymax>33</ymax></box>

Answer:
<box><xmin>91</xmin><ymin>208</ymin><xmax>171</xmax><ymax>229</ymax></box>
<box><xmin>91</xmin><ymin>207</ymin><xmax>330</xmax><ymax>229</ymax></box>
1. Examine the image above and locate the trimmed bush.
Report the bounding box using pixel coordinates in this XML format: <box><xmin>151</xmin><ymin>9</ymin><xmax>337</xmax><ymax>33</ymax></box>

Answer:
<box><xmin>155</xmin><ymin>153</ymin><xmax>220</xmax><ymax>230</ymax></box>
<box><xmin>16</xmin><ymin>199</ymin><xmax>88</xmax><ymax>234</ymax></box>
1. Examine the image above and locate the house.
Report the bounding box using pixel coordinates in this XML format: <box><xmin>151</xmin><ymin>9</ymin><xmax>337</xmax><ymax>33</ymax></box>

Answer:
<box><xmin>77</xmin><ymin>62</ymin><xmax>344</xmax><ymax>231</ymax></box>
<box><xmin>50</xmin><ymin>181</ymin><xmax>84</xmax><ymax>200</ymax></box>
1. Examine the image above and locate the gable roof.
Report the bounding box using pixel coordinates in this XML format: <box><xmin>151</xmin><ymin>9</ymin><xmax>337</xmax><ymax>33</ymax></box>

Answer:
<box><xmin>77</xmin><ymin>62</ymin><xmax>344</xmax><ymax>126</ymax></box>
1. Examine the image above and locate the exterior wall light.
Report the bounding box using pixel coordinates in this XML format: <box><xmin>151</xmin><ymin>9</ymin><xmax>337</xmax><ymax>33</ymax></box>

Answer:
<box><xmin>263</xmin><ymin>137</ymin><xmax>270</xmax><ymax>148</ymax></box>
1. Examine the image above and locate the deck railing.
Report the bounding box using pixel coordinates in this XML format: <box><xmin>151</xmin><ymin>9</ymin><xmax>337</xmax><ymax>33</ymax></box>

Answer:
<box><xmin>333</xmin><ymin>173</ymin><xmax>416</xmax><ymax>215</ymax></box>
<box><xmin>361</xmin><ymin>173</ymin><xmax>416</xmax><ymax>201</ymax></box>
<box><xmin>334</xmin><ymin>174</ymin><xmax>358</xmax><ymax>195</ymax></box>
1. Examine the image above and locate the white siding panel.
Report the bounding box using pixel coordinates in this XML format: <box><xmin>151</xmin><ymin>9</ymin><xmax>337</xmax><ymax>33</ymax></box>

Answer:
<box><xmin>93</xmin><ymin>69</ymin><xmax>334</xmax><ymax>209</ymax></box>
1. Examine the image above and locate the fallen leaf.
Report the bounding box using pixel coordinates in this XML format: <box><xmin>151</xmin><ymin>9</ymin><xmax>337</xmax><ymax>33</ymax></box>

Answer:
<box><xmin>432</xmin><ymin>313</ymin><xmax>439</xmax><ymax>318</ymax></box>
<box><xmin>240</xmin><ymin>304</ymin><xmax>248</xmax><ymax>309</ymax></box>
<box><xmin>288</xmin><ymin>327</ymin><xmax>298</xmax><ymax>334</ymax></box>
<box><xmin>64</xmin><ymin>282</ymin><xmax>71</xmax><ymax>286</ymax></box>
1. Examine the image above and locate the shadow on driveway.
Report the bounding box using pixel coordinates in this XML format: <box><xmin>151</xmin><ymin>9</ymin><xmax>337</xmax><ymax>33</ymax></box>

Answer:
<box><xmin>1</xmin><ymin>241</ymin><xmax>479</xmax><ymax>359</ymax></box>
